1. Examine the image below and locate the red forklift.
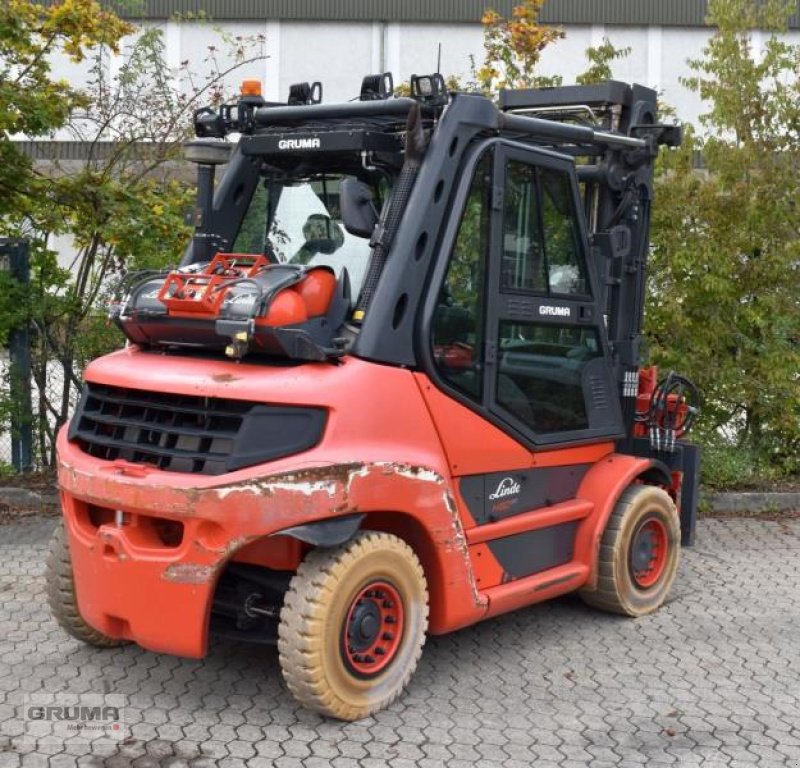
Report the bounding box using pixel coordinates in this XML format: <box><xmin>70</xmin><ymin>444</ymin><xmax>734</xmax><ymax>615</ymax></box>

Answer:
<box><xmin>48</xmin><ymin>73</ymin><xmax>699</xmax><ymax>720</ymax></box>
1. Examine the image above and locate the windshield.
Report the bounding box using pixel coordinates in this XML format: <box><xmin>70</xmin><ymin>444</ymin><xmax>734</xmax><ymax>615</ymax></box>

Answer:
<box><xmin>233</xmin><ymin>175</ymin><xmax>382</xmax><ymax>302</ymax></box>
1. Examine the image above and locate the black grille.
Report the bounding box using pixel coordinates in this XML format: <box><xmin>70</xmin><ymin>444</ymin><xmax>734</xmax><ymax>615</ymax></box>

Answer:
<box><xmin>70</xmin><ymin>383</ymin><xmax>256</xmax><ymax>476</ymax></box>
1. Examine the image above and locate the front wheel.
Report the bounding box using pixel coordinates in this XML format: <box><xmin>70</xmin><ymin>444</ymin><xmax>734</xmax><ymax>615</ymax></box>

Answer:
<box><xmin>278</xmin><ymin>531</ymin><xmax>428</xmax><ymax>720</ymax></box>
<box><xmin>580</xmin><ymin>484</ymin><xmax>680</xmax><ymax>617</ymax></box>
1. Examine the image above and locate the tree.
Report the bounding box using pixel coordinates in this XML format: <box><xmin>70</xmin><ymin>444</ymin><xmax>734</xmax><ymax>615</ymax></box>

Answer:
<box><xmin>0</xmin><ymin>0</ymin><xmax>132</xmax><ymax>216</ymax></box>
<box><xmin>1</xmin><ymin>2</ymin><xmax>266</xmax><ymax>465</ymax></box>
<box><xmin>576</xmin><ymin>37</ymin><xmax>631</xmax><ymax>85</ymax></box>
<box><xmin>473</xmin><ymin>0</ymin><xmax>564</xmax><ymax>93</ymax></box>
<box><xmin>0</xmin><ymin>0</ymin><xmax>131</xmax><ymax>464</ymax></box>
<box><xmin>648</xmin><ymin>0</ymin><xmax>800</xmax><ymax>485</ymax></box>
<box><xmin>469</xmin><ymin>2</ymin><xmax>631</xmax><ymax>96</ymax></box>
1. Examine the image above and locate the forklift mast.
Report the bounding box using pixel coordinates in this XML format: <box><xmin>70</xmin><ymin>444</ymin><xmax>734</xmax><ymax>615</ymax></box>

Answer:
<box><xmin>500</xmin><ymin>82</ymin><xmax>683</xmax><ymax>433</ymax></box>
<box><xmin>498</xmin><ymin>84</ymin><xmax>698</xmax><ymax>535</ymax></box>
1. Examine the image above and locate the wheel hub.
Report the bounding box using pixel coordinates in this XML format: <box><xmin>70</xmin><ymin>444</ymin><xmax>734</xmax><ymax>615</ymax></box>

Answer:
<box><xmin>629</xmin><ymin>517</ymin><xmax>669</xmax><ymax>589</ymax></box>
<box><xmin>341</xmin><ymin>581</ymin><xmax>404</xmax><ymax>678</ymax></box>
<box><xmin>348</xmin><ymin>600</ymin><xmax>381</xmax><ymax>650</ymax></box>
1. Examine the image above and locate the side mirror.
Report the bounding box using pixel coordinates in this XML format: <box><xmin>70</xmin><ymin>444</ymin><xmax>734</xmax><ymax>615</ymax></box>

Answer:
<box><xmin>340</xmin><ymin>178</ymin><xmax>378</xmax><ymax>239</ymax></box>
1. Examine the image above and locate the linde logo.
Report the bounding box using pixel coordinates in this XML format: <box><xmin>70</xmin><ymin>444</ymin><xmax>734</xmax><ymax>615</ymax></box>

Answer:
<box><xmin>539</xmin><ymin>305</ymin><xmax>571</xmax><ymax>317</ymax></box>
<box><xmin>278</xmin><ymin>138</ymin><xmax>321</xmax><ymax>150</ymax></box>
<box><xmin>488</xmin><ymin>477</ymin><xmax>521</xmax><ymax>501</ymax></box>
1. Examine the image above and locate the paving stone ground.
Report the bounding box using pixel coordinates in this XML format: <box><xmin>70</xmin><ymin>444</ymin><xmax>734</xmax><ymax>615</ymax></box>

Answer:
<box><xmin>0</xmin><ymin>515</ymin><xmax>798</xmax><ymax>768</ymax></box>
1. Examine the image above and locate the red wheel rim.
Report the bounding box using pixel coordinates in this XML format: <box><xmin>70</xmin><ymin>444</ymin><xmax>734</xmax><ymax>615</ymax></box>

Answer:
<box><xmin>629</xmin><ymin>517</ymin><xmax>669</xmax><ymax>589</ymax></box>
<box><xmin>341</xmin><ymin>580</ymin><xmax>404</xmax><ymax>678</ymax></box>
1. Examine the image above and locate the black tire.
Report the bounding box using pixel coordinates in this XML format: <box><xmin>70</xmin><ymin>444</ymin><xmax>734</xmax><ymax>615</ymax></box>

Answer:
<box><xmin>580</xmin><ymin>484</ymin><xmax>680</xmax><ymax>617</ymax></box>
<box><xmin>278</xmin><ymin>531</ymin><xmax>428</xmax><ymax>720</ymax></box>
<box><xmin>46</xmin><ymin>523</ymin><xmax>125</xmax><ymax>647</ymax></box>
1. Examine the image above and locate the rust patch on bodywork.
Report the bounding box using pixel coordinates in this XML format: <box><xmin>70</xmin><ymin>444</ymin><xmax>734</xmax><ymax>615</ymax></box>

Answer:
<box><xmin>58</xmin><ymin>451</ymin><xmax>489</xmax><ymax>635</ymax></box>
<box><xmin>193</xmin><ymin>535</ymin><xmax>254</xmax><ymax>558</ymax></box>
<box><xmin>280</xmin><ymin>462</ymin><xmax>366</xmax><ymax>485</ymax></box>
<box><xmin>443</xmin><ymin>488</ymin><xmax>485</xmax><ymax>608</ymax></box>
<box><xmin>163</xmin><ymin>563</ymin><xmax>216</xmax><ymax>584</ymax></box>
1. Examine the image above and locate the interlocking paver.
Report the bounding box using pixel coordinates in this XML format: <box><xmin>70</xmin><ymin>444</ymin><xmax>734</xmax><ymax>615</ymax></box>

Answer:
<box><xmin>0</xmin><ymin>516</ymin><xmax>799</xmax><ymax>767</ymax></box>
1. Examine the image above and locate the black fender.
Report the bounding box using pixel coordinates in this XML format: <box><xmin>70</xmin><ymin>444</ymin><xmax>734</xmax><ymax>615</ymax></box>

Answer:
<box><xmin>638</xmin><ymin>460</ymin><xmax>672</xmax><ymax>488</ymax></box>
<box><xmin>638</xmin><ymin>456</ymin><xmax>699</xmax><ymax>547</ymax></box>
<box><xmin>272</xmin><ymin>513</ymin><xmax>365</xmax><ymax>547</ymax></box>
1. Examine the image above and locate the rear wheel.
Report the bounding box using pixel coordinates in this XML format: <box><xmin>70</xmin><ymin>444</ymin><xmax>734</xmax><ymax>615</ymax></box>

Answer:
<box><xmin>46</xmin><ymin>523</ymin><xmax>125</xmax><ymax>647</ymax></box>
<box><xmin>580</xmin><ymin>485</ymin><xmax>680</xmax><ymax>617</ymax></box>
<box><xmin>278</xmin><ymin>531</ymin><xmax>428</xmax><ymax>720</ymax></box>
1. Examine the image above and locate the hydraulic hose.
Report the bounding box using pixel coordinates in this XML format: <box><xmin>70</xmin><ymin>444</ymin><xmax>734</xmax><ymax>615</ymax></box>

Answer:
<box><xmin>647</xmin><ymin>372</ymin><xmax>700</xmax><ymax>452</ymax></box>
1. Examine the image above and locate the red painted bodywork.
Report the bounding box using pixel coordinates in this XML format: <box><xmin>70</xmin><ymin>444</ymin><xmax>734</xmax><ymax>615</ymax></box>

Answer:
<box><xmin>57</xmin><ymin>346</ymin><xmax>662</xmax><ymax>659</ymax></box>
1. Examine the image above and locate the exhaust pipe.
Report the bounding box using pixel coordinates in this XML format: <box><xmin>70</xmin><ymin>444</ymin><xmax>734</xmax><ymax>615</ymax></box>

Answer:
<box><xmin>184</xmin><ymin>139</ymin><xmax>232</xmax><ymax>264</ymax></box>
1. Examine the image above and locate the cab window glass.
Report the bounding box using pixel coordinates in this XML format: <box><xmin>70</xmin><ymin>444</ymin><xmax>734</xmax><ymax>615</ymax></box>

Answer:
<box><xmin>431</xmin><ymin>151</ymin><xmax>492</xmax><ymax>401</ymax></box>
<box><xmin>540</xmin><ymin>167</ymin><xmax>587</xmax><ymax>295</ymax></box>
<box><xmin>501</xmin><ymin>161</ymin><xmax>546</xmax><ymax>292</ymax></box>
<box><xmin>233</xmin><ymin>176</ymin><xmax>374</xmax><ymax>301</ymax></box>
<box><xmin>234</xmin><ymin>181</ymin><xmax>268</xmax><ymax>253</ymax></box>
<box><xmin>501</xmin><ymin>159</ymin><xmax>588</xmax><ymax>297</ymax></box>
<box><xmin>496</xmin><ymin>322</ymin><xmax>601</xmax><ymax>432</ymax></box>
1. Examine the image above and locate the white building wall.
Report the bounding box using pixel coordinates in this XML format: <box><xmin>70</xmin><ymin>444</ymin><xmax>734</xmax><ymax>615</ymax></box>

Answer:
<box><xmin>46</xmin><ymin>19</ymin><xmax>800</xmax><ymax>129</ymax></box>
<box><xmin>393</xmin><ymin>23</ymin><xmax>484</xmax><ymax>87</ymax></box>
<box><xmin>177</xmin><ymin>21</ymin><xmax>274</xmax><ymax>96</ymax></box>
<box><xmin>658</xmin><ymin>27</ymin><xmax>718</xmax><ymax>125</ymax></box>
<box><xmin>161</xmin><ymin>20</ymin><xmax>800</xmax><ymax>127</ymax></box>
<box><xmin>278</xmin><ymin>22</ymin><xmax>376</xmax><ymax>103</ymax></box>
<box><xmin>36</xmin><ymin>15</ymin><xmax>799</xmax><ymax>272</ymax></box>
<box><xmin>538</xmin><ymin>24</ymin><xmax>596</xmax><ymax>85</ymax></box>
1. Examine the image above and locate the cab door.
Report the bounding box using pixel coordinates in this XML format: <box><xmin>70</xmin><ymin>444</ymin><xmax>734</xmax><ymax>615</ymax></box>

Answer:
<box><xmin>485</xmin><ymin>143</ymin><xmax>623</xmax><ymax>447</ymax></box>
<box><xmin>424</xmin><ymin>139</ymin><xmax>622</xmax><ymax>586</ymax></box>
